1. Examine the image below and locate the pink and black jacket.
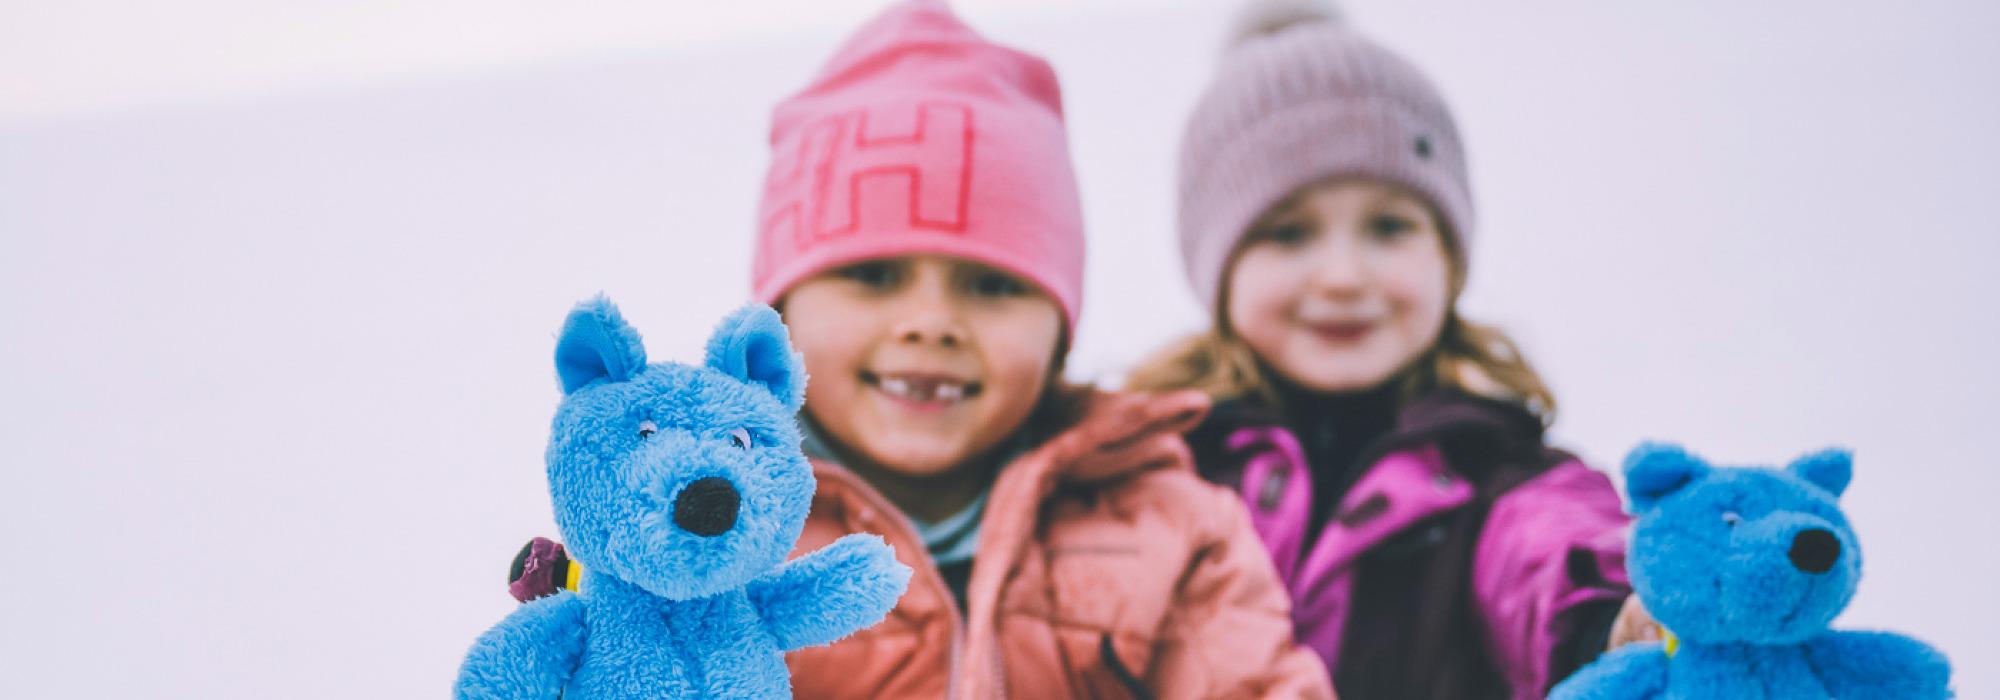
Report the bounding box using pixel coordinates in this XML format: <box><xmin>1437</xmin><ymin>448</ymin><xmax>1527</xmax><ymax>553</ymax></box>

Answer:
<box><xmin>1186</xmin><ymin>387</ymin><xmax>1633</xmax><ymax>699</ymax></box>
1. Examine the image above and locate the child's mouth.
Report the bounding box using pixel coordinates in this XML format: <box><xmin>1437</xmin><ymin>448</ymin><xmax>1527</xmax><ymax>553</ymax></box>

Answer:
<box><xmin>1306</xmin><ymin>320</ymin><xmax>1375</xmax><ymax>344</ymax></box>
<box><xmin>860</xmin><ymin>370</ymin><xmax>983</xmax><ymax>406</ymax></box>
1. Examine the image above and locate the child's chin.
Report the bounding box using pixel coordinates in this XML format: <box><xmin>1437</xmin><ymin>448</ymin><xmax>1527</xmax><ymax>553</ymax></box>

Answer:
<box><xmin>859</xmin><ymin>437</ymin><xmax>981</xmax><ymax>477</ymax></box>
<box><xmin>1288</xmin><ymin>368</ymin><xmax>1395</xmax><ymax>394</ymax></box>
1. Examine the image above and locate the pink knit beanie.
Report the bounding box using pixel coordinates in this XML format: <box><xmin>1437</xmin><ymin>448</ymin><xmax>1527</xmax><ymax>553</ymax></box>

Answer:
<box><xmin>751</xmin><ymin>0</ymin><xmax>1085</xmax><ymax>331</ymax></box>
<box><xmin>1178</xmin><ymin>0</ymin><xmax>1473</xmax><ymax>312</ymax></box>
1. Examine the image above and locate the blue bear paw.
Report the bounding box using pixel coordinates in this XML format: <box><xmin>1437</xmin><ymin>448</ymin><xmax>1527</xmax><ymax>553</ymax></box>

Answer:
<box><xmin>747</xmin><ymin>534</ymin><xmax>912</xmax><ymax>652</ymax></box>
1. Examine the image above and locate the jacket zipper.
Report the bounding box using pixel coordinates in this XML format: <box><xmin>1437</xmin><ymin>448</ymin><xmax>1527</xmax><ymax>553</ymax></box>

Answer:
<box><xmin>816</xmin><ymin>463</ymin><xmax>974</xmax><ymax>698</ymax></box>
<box><xmin>991</xmin><ymin>641</ymin><xmax>1007</xmax><ymax>699</ymax></box>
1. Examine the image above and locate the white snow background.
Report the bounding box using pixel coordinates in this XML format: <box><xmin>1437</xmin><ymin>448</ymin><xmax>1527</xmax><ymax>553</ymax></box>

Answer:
<box><xmin>3</xmin><ymin>0</ymin><xmax>1996</xmax><ymax>696</ymax></box>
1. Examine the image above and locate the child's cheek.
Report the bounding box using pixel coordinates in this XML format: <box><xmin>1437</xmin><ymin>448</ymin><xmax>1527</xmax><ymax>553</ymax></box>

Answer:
<box><xmin>994</xmin><ymin>303</ymin><xmax>1063</xmax><ymax>381</ymax></box>
<box><xmin>1224</xmin><ymin>251</ymin><xmax>1301</xmax><ymax>350</ymax></box>
<box><xmin>978</xmin><ymin>301</ymin><xmax>1064</xmax><ymax>409</ymax></box>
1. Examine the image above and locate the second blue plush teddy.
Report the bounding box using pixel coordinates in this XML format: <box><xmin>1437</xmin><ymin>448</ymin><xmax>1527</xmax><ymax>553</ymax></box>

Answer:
<box><xmin>454</xmin><ymin>299</ymin><xmax>912</xmax><ymax>699</ymax></box>
<box><xmin>1550</xmin><ymin>442</ymin><xmax>1951</xmax><ymax>699</ymax></box>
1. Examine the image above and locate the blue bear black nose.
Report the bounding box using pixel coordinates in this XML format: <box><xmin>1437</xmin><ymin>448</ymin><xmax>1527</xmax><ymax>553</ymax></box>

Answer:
<box><xmin>673</xmin><ymin>477</ymin><xmax>739</xmax><ymax>537</ymax></box>
<box><xmin>1789</xmin><ymin>528</ymin><xmax>1840</xmax><ymax>573</ymax></box>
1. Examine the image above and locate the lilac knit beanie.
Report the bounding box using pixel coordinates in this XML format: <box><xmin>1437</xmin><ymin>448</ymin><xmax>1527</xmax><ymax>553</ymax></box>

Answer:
<box><xmin>1178</xmin><ymin>0</ymin><xmax>1473</xmax><ymax>312</ymax></box>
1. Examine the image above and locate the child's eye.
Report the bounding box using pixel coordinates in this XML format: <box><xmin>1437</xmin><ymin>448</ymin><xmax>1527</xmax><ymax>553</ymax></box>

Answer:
<box><xmin>1367</xmin><ymin>214</ymin><xmax>1415</xmax><ymax>240</ymax></box>
<box><xmin>727</xmin><ymin>428</ymin><xmax>752</xmax><ymax>449</ymax></box>
<box><xmin>1721</xmin><ymin>511</ymin><xmax>1743</xmax><ymax>527</ymax></box>
<box><xmin>1251</xmin><ymin>221</ymin><xmax>1314</xmax><ymax>247</ymax></box>
<box><xmin>638</xmin><ymin>420</ymin><xmax>658</xmax><ymax>438</ymax></box>
<box><xmin>835</xmin><ymin>261</ymin><xmax>901</xmax><ymax>289</ymax></box>
<box><xmin>966</xmin><ymin>271</ymin><xmax>1028</xmax><ymax>298</ymax></box>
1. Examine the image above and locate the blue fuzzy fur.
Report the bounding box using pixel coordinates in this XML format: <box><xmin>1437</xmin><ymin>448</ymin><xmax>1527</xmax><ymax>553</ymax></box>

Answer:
<box><xmin>1550</xmin><ymin>443</ymin><xmax>1952</xmax><ymax>699</ymax></box>
<box><xmin>455</xmin><ymin>298</ymin><xmax>912</xmax><ymax>699</ymax></box>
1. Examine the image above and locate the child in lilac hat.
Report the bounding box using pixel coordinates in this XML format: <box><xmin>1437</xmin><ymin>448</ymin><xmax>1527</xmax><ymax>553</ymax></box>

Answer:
<box><xmin>1131</xmin><ymin>1</ymin><xmax>1656</xmax><ymax>697</ymax></box>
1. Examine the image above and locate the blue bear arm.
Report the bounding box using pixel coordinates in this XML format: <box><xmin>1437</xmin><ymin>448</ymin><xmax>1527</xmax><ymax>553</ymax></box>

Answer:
<box><xmin>1547</xmin><ymin>642</ymin><xmax>1670</xmax><ymax>700</ymax></box>
<box><xmin>746</xmin><ymin>533</ymin><xmax>913</xmax><ymax>652</ymax></box>
<box><xmin>454</xmin><ymin>591</ymin><xmax>589</xmax><ymax>700</ymax></box>
<box><xmin>1804</xmin><ymin>630</ymin><xmax>1953</xmax><ymax>699</ymax></box>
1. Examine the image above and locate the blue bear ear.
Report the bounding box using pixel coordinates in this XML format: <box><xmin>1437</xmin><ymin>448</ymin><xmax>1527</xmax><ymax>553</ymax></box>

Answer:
<box><xmin>1623</xmin><ymin>442</ymin><xmax>1710</xmax><ymax>512</ymax></box>
<box><xmin>554</xmin><ymin>296</ymin><xmax>648</xmax><ymax>395</ymax></box>
<box><xmin>704</xmin><ymin>304</ymin><xmax>806</xmax><ymax>412</ymax></box>
<box><xmin>1787</xmin><ymin>448</ymin><xmax>1853</xmax><ymax>498</ymax></box>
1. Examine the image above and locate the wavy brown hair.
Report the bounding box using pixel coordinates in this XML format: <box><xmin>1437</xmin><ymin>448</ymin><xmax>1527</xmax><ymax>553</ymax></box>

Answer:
<box><xmin>1126</xmin><ymin>197</ymin><xmax>1557</xmax><ymax>424</ymax></box>
<box><xmin>1126</xmin><ymin>312</ymin><xmax>1555</xmax><ymax>424</ymax></box>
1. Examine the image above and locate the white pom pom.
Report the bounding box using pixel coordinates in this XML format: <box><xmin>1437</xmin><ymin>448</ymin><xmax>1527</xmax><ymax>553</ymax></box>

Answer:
<box><xmin>1225</xmin><ymin>0</ymin><xmax>1345</xmax><ymax>52</ymax></box>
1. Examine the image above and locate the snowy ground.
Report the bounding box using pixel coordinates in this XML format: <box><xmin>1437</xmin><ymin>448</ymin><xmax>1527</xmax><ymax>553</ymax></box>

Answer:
<box><xmin>3</xmin><ymin>0</ymin><xmax>1995</xmax><ymax>696</ymax></box>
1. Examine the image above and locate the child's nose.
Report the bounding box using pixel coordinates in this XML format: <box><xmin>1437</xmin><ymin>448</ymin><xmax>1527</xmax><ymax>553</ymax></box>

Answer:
<box><xmin>1307</xmin><ymin>241</ymin><xmax>1368</xmax><ymax>293</ymax></box>
<box><xmin>898</xmin><ymin>324</ymin><xmax>961</xmax><ymax>347</ymax></box>
<box><xmin>890</xmin><ymin>304</ymin><xmax>964</xmax><ymax>347</ymax></box>
<box><xmin>673</xmin><ymin>476</ymin><xmax>740</xmax><ymax>537</ymax></box>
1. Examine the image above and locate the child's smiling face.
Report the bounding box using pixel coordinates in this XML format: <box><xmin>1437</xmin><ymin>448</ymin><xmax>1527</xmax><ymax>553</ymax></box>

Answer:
<box><xmin>781</xmin><ymin>255</ymin><xmax>1063</xmax><ymax>478</ymax></box>
<box><xmin>1226</xmin><ymin>179</ymin><xmax>1454</xmax><ymax>394</ymax></box>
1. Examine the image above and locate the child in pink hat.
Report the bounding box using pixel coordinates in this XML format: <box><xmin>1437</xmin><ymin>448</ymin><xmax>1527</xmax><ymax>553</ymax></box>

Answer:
<box><xmin>504</xmin><ymin>2</ymin><xmax>1331</xmax><ymax>697</ymax></box>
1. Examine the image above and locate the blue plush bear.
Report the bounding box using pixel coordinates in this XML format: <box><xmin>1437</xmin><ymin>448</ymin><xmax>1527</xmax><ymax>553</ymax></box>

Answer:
<box><xmin>454</xmin><ymin>299</ymin><xmax>912</xmax><ymax>699</ymax></box>
<box><xmin>1550</xmin><ymin>443</ymin><xmax>1951</xmax><ymax>699</ymax></box>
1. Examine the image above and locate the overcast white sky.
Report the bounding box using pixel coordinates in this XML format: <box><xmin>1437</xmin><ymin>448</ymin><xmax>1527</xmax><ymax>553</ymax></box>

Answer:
<box><xmin>0</xmin><ymin>0</ymin><xmax>1170</xmax><ymax>127</ymax></box>
<box><xmin>3</xmin><ymin>0</ymin><xmax>1997</xmax><ymax>696</ymax></box>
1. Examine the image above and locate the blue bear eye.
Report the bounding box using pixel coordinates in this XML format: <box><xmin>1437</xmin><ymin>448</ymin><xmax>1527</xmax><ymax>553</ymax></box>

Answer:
<box><xmin>639</xmin><ymin>420</ymin><xmax>658</xmax><ymax>438</ymax></box>
<box><xmin>1721</xmin><ymin>511</ymin><xmax>1743</xmax><ymax>526</ymax></box>
<box><xmin>728</xmin><ymin>428</ymin><xmax>751</xmax><ymax>449</ymax></box>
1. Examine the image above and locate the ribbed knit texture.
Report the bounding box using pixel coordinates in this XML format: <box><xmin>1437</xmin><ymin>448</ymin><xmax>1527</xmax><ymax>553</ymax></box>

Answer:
<box><xmin>752</xmin><ymin>0</ymin><xmax>1085</xmax><ymax>330</ymax></box>
<box><xmin>1179</xmin><ymin>3</ymin><xmax>1473</xmax><ymax>311</ymax></box>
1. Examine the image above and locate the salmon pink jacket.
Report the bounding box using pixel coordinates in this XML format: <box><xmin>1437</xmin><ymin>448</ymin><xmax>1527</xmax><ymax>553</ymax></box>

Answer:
<box><xmin>509</xmin><ymin>390</ymin><xmax>1333</xmax><ymax>699</ymax></box>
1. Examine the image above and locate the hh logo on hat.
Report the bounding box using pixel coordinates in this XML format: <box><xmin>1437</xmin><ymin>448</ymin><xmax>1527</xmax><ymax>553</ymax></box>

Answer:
<box><xmin>762</xmin><ymin>101</ymin><xmax>974</xmax><ymax>248</ymax></box>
